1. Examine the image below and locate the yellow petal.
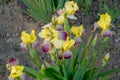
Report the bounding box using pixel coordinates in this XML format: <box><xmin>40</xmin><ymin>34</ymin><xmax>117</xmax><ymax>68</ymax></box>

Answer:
<box><xmin>52</xmin><ymin>39</ymin><xmax>63</xmax><ymax>49</ymax></box>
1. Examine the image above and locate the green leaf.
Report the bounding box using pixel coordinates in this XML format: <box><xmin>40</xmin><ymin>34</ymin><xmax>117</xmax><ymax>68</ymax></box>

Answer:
<box><xmin>64</xmin><ymin>19</ymin><xmax>70</xmax><ymax>32</ymax></box>
<box><xmin>44</xmin><ymin>67</ymin><xmax>66</xmax><ymax>80</ymax></box>
<box><xmin>24</xmin><ymin>66</ymin><xmax>44</xmax><ymax>79</ymax></box>
<box><xmin>92</xmin><ymin>68</ymin><xmax>120</xmax><ymax>79</ymax></box>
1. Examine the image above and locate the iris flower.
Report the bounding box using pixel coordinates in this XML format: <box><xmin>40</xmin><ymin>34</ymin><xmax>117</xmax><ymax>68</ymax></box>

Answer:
<box><xmin>21</xmin><ymin>30</ymin><xmax>37</xmax><ymax>44</ymax></box>
<box><xmin>97</xmin><ymin>13</ymin><xmax>111</xmax><ymax>30</ymax></box>
<box><xmin>64</xmin><ymin>1</ymin><xmax>78</xmax><ymax>15</ymax></box>
<box><xmin>9</xmin><ymin>65</ymin><xmax>24</xmax><ymax>79</ymax></box>
<box><xmin>39</xmin><ymin>26</ymin><xmax>58</xmax><ymax>42</ymax></box>
<box><xmin>71</xmin><ymin>25</ymin><xmax>83</xmax><ymax>37</ymax></box>
<box><xmin>62</xmin><ymin>37</ymin><xmax>75</xmax><ymax>51</ymax></box>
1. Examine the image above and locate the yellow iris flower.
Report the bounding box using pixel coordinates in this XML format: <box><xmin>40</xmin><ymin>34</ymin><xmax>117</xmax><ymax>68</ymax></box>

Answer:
<box><xmin>9</xmin><ymin>65</ymin><xmax>24</xmax><ymax>79</ymax></box>
<box><xmin>71</xmin><ymin>25</ymin><xmax>83</xmax><ymax>37</ymax></box>
<box><xmin>62</xmin><ymin>37</ymin><xmax>75</xmax><ymax>51</ymax></box>
<box><xmin>21</xmin><ymin>30</ymin><xmax>37</xmax><ymax>44</ymax></box>
<box><xmin>57</xmin><ymin>14</ymin><xmax>65</xmax><ymax>25</ymax></box>
<box><xmin>64</xmin><ymin>1</ymin><xmax>78</xmax><ymax>15</ymax></box>
<box><xmin>97</xmin><ymin>13</ymin><xmax>111</xmax><ymax>30</ymax></box>
<box><xmin>39</xmin><ymin>26</ymin><xmax>58</xmax><ymax>42</ymax></box>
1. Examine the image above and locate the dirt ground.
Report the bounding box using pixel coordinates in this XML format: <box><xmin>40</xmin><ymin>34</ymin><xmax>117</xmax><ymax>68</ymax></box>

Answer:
<box><xmin>0</xmin><ymin>0</ymin><xmax>120</xmax><ymax>80</ymax></box>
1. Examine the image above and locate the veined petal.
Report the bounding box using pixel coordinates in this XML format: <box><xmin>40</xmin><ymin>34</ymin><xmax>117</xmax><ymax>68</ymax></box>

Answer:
<box><xmin>32</xmin><ymin>40</ymin><xmax>39</xmax><ymax>48</ymax></box>
<box><xmin>58</xmin><ymin>31</ymin><xmax>67</xmax><ymax>41</ymax></box>
<box><xmin>101</xmin><ymin>29</ymin><xmax>112</xmax><ymax>37</ymax></box>
<box><xmin>56</xmin><ymin>24</ymin><xmax>64</xmax><ymax>31</ymax></box>
<box><xmin>64</xmin><ymin>50</ymin><xmax>72</xmax><ymax>59</ymax></box>
<box><xmin>41</xmin><ymin>41</ymin><xmax>51</xmax><ymax>53</ymax></box>
<box><xmin>20</xmin><ymin>43</ymin><xmax>27</xmax><ymax>51</ymax></box>
<box><xmin>74</xmin><ymin>37</ymin><xmax>82</xmax><ymax>46</ymax></box>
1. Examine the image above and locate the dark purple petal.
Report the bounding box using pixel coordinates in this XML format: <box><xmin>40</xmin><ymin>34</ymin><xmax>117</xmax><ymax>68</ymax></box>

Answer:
<box><xmin>56</xmin><ymin>24</ymin><xmax>64</xmax><ymax>31</ymax></box>
<box><xmin>92</xmin><ymin>22</ymin><xmax>98</xmax><ymax>32</ymax></box>
<box><xmin>55</xmin><ymin>9</ymin><xmax>63</xmax><ymax>16</ymax></box>
<box><xmin>58</xmin><ymin>31</ymin><xmax>67</xmax><ymax>41</ymax></box>
<box><xmin>41</xmin><ymin>41</ymin><xmax>50</xmax><ymax>53</ymax></box>
<box><xmin>64</xmin><ymin>50</ymin><xmax>72</xmax><ymax>59</ymax></box>
<box><xmin>8</xmin><ymin>57</ymin><xmax>18</xmax><ymax>66</ymax></box>
<box><xmin>58</xmin><ymin>54</ymin><xmax>63</xmax><ymax>60</ymax></box>
<box><xmin>101</xmin><ymin>30</ymin><xmax>112</xmax><ymax>37</ymax></box>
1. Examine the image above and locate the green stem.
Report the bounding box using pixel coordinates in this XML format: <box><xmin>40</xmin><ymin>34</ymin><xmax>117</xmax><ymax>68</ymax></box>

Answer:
<box><xmin>28</xmin><ymin>44</ymin><xmax>41</xmax><ymax>69</ymax></box>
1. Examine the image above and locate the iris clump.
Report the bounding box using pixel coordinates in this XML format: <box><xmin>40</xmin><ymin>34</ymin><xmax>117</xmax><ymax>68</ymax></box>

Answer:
<box><xmin>6</xmin><ymin>1</ymin><xmax>120</xmax><ymax>80</ymax></box>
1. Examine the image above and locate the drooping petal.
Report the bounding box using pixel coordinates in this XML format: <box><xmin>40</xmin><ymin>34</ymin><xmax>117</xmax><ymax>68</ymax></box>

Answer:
<box><xmin>20</xmin><ymin>43</ymin><xmax>28</xmax><ymax>51</ymax></box>
<box><xmin>6</xmin><ymin>57</ymin><xmax>19</xmax><ymax>70</ymax></box>
<box><xmin>41</xmin><ymin>41</ymin><xmax>51</xmax><ymax>53</ymax></box>
<box><xmin>74</xmin><ymin>37</ymin><xmax>82</xmax><ymax>46</ymax></box>
<box><xmin>67</xmin><ymin>14</ymin><xmax>77</xmax><ymax>19</ymax></box>
<box><xmin>58</xmin><ymin>31</ymin><xmax>67</xmax><ymax>41</ymax></box>
<box><xmin>32</xmin><ymin>40</ymin><xmax>39</xmax><ymax>48</ymax></box>
<box><xmin>64</xmin><ymin>50</ymin><xmax>72</xmax><ymax>59</ymax></box>
<box><xmin>101</xmin><ymin>29</ymin><xmax>112</xmax><ymax>37</ymax></box>
<box><xmin>51</xmin><ymin>39</ymin><xmax>63</xmax><ymax>49</ymax></box>
<box><xmin>8</xmin><ymin>57</ymin><xmax>19</xmax><ymax>66</ymax></box>
<box><xmin>41</xmin><ymin>23</ymin><xmax>52</xmax><ymax>29</ymax></box>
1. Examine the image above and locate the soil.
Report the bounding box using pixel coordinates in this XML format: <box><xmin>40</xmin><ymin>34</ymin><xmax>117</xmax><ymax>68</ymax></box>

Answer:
<box><xmin>0</xmin><ymin>0</ymin><xmax>120</xmax><ymax>80</ymax></box>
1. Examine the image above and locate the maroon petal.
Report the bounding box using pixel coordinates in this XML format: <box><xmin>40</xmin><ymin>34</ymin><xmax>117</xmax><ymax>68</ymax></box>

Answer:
<box><xmin>58</xmin><ymin>31</ymin><xmax>67</xmax><ymax>41</ymax></box>
<box><xmin>55</xmin><ymin>9</ymin><xmax>63</xmax><ymax>16</ymax></box>
<box><xmin>101</xmin><ymin>30</ymin><xmax>112</xmax><ymax>37</ymax></box>
<box><xmin>92</xmin><ymin>22</ymin><xmax>98</xmax><ymax>32</ymax></box>
<box><xmin>41</xmin><ymin>41</ymin><xmax>51</xmax><ymax>53</ymax></box>
<box><xmin>64</xmin><ymin>50</ymin><xmax>72</xmax><ymax>59</ymax></box>
<box><xmin>58</xmin><ymin>54</ymin><xmax>63</xmax><ymax>60</ymax></box>
<box><xmin>8</xmin><ymin>57</ymin><xmax>18</xmax><ymax>66</ymax></box>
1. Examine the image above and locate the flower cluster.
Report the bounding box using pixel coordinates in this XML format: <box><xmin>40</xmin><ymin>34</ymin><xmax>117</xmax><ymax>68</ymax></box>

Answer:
<box><xmin>38</xmin><ymin>1</ymin><xmax>84</xmax><ymax>59</ymax></box>
<box><xmin>6</xmin><ymin>1</ymin><xmax>115</xmax><ymax>80</ymax></box>
<box><xmin>92</xmin><ymin>13</ymin><xmax>112</xmax><ymax>37</ymax></box>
